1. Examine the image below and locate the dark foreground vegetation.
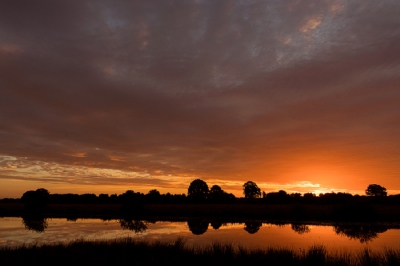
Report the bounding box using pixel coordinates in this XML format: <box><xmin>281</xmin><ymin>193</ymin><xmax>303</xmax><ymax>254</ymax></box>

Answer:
<box><xmin>3</xmin><ymin>202</ymin><xmax>400</xmax><ymax>222</ymax></box>
<box><xmin>1</xmin><ymin>238</ymin><xmax>400</xmax><ymax>266</ymax></box>
<box><xmin>0</xmin><ymin>182</ymin><xmax>395</xmax><ymax>206</ymax></box>
<box><xmin>1</xmin><ymin>182</ymin><xmax>399</xmax><ymax>222</ymax></box>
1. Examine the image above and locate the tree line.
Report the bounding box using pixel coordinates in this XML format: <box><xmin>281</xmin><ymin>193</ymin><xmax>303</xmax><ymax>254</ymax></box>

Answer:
<box><xmin>186</xmin><ymin>180</ymin><xmax>396</xmax><ymax>204</ymax></box>
<box><xmin>1</xmin><ymin>180</ymin><xmax>398</xmax><ymax>205</ymax></box>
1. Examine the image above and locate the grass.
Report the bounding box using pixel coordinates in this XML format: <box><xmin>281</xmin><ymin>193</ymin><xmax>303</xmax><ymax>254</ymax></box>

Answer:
<box><xmin>1</xmin><ymin>238</ymin><xmax>400</xmax><ymax>265</ymax></box>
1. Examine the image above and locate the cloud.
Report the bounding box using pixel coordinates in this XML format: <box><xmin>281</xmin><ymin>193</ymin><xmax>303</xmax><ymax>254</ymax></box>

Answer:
<box><xmin>0</xmin><ymin>44</ymin><xmax>24</xmax><ymax>55</ymax></box>
<box><xmin>0</xmin><ymin>0</ymin><xmax>400</xmax><ymax>196</ymax></box>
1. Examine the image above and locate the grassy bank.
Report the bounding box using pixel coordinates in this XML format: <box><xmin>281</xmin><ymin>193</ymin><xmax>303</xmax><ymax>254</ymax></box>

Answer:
<box><xmin>1</xmin><ymin>238</ymin><xmax>400</xmax><ymax>266</ymax></box>
<box><xmin>2</xmin><ymin>203</ymin><xmax>400</xmax><ymax>222</ymax></box>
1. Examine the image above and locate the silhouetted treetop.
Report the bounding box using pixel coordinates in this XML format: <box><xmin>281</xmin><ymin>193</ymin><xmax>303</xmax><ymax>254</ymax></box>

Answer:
<box><xmin>208</xmin><ymin>185</ymin><xmax>235</xmax><ymax>202</ymax></box>
<box><xmin>210</xmin><ymin>185</ymin><xmax>222</xmax><ymax>194</ymax></box>
<box><xmin>21</xmin><ymin>188</ymin><xmax>50</xmax><ymax>208</ymax></box>
<box><xmin>304</xmin><ymin>193</ymin><xmax>316</xmax><ymax>197</ymax></box>
<box><xmin>147</xmin><ymin>189</ymin><xmax>161</xmax><ymax>196</ymax></box>
<box><xmin>243</xmin><ymin>181</ymin><xmax>261</xmax><ymax>199</ymax></box>
<box><xmin>188</xmin><ymin>179</ymin><xmax>209</xmax><ymax>200</ymax></box>
<box><xmin>366</xmin><ymin>184</ymin><xmax>387</xmax><ymax>197</ymax></box>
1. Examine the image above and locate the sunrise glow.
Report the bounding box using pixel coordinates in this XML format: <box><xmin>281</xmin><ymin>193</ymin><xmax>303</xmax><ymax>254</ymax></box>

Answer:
<box><xmin>1</xmin><ymin>0</ymin><xmax>399</xmax><ymax>198</ymax></box>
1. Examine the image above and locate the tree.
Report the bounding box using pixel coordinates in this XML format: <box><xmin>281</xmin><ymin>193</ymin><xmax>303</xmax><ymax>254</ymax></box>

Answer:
<box><xmin>98</xmin><ymin>193</ymin><xmax>109</xmax><ymax>203</ymax></box>
<box><xmin>210</xmin><ymin>185</ymin><xmax>223</xmax><ymax>194</ymax></box>
<box><xmin>243</xmin><ymin>181</ymin><xmax>261</xmax><ymax>199</ymax></box>
<box><xmin>146</xmin><ymin>189</ymin><xmax>161</xmax><ymax>202</ymax></box>
<box><xmin>209</xmin><ymin>185</ymin><xmax>222</xmax><ymax>200</ymax></box>
<box><xmin>365</xmin><ymin>184</ymin><xmax>387</xmax><ymax>197</ymax></box>
<box><xmin>303</xmin><ymin>193</ymin><xmax>316</xmax><ymax>199</ymax></box>
<box><xmin>209</xmin><ymin>185</ymin><xmax>224</xmax><ymax>200</ymax></box>
<box><xmin>264</xmin><ymin>190</ymin><xmax>290</xmax><ymax>203</ymax></box>
<box><xmin>147</xmin><ymin>189</ymin><xmax>160</xmax><ymax>197</ymax></box>
<box><xmin>21</xmin><ymin>188</ymin><xmax>50</xmax><ymax>208</ymax></box>
<box><xmin>188</xmin><ymin>179</ymin><xmax>209</xmax><ymax>200</ymax></box>
<box><xmin>208</xmin><ymin>185</ymin><xmax>235</xmax><ymax>202</ymax></box>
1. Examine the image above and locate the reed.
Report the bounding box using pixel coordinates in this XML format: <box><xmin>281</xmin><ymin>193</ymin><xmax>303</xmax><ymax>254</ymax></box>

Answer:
<box><xmin>1</xmin><ymin>238</ymin><xmax>400</xmax><ymax>265</ymax></box>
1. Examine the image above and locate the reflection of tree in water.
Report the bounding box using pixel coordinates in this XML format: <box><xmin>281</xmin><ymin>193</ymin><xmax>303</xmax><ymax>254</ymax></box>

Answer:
<box><xmin>273</xmin><ymin>222</ymin><xmax>286</xmax><ymax>228</ymax></box>
<box><xmin>333</xmin><ymin>225</ymin><xmax>388</xmax><ymax>243</ymax></box>
<box><xmin>66</xmin><ymin>216</ymin><xmax>78</xmax><ymax>222</ymax></box>
<box><xmin>119</xmin><ymin>219</ymin><xmax>147</xmax><ymax>233</ymax></box>
<box><xmin>22</xmin><ymin>216</ymin><xmax>48</xmax><ymax>233</ymax></box>
<box><xmin>291</xmin><ymin>224</ymin><xmax>311</xmax><ymax>234</ymax></box>
<box><xmin>211</xmin><ymin>221</ymin><xmax>222</xmax><ymax>230</ymax></box>
<box><xmin>188</xmin><ymin>221</ymin><xmax>209</xmax><ymax>235</ymax></box>
<box><xmin>244</xmin><ymin>222</ymin><xmax>262</xmax><ymax>234</ymax></box>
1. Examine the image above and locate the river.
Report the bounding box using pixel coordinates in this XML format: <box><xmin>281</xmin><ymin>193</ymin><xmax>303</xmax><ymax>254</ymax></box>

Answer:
<box><xmin>1</xmin><ymin>217</ymin><xmax>400</xmax><ymax>253</ymax></box>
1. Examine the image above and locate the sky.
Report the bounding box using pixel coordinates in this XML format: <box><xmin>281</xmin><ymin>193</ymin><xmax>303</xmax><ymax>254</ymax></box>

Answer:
<box><xmin>1</xmin><ymin>0</ymin><xmax>400</xmax><ymax>198</ymax></box>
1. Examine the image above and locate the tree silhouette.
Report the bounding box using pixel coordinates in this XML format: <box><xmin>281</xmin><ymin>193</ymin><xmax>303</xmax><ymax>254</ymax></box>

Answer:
<box><xmin>264</xmin><ymin>190</ymin><xmax>291</xmax><ymax>203</ymax></box>
<box><xmin>243</xmin><ymin>181</ymin><xmax>261</xmax><ymax>199</ymax></box>
<box><xmin>209</xmin><ymin>185</ymin><xmax>223</xmax><ymax>197</ymax></box>
<box><xmin>21</xmin><ymin>188</ymin><xmax>50</xmax><ymax>208</ymax></box>
<box><xmin>244</xmin><ymin>222</ymin><xmax>262</xmax><ymax>234</ymax></box>
<box><xmin>303</xmin><ymin>193</ymin><xmax>316</xmax><ymax>198</ymax></box>
<box><xmin>146</xmin><ymin>189</ymin><xmax>161</xmax><ymax>202</ymax></box>
<box><xmin>209</xmin><ymin>185</ymin><xmax>233</xmax><ymax>202</ymax></box>
<box><xmin>188</xmin><ymin>179</ymin><xmax>209</xmax><ymax>200</ymax></box>
<box><xmin>365</xmin><ymin>184</ymin><xmax>387</xmax><ymax>197</ymax></box>
<box><xmin>147</xmin><ymin>189</ymin><xmax>160</xmax><ymax>197</ymax></box>
<box><xmin>188</xmin><ymin>220</ymin><xmax>209</xmax><ymax>235</ymax></box>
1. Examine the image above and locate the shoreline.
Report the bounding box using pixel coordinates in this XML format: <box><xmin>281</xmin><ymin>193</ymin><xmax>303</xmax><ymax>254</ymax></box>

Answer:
<box><xmin>2</xmin><ymin>203</ymin><xmax>400</xmax><ymax>223</ymax></box>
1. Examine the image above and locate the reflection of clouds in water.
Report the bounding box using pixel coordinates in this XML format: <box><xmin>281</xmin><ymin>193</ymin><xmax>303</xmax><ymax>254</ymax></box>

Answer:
<box><xmin>2</xmin><ymin>218</ymin><xmax>400</xmax><ymax>253</ymax></box>
<box><xmin>0</xmin><ymin>218</ymin><xmax>200</xmax><ymax>247</ymax></box>
<box><xmin>0</xmin><ymin>218</ymin><xmax>134</xmax><ymax>246</ymax></box>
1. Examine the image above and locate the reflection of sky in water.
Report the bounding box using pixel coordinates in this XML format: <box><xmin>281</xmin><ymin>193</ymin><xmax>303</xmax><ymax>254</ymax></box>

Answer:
<box><xmin>1</xmin><ymin>218</ymin><xmax>400</xmax><ymax>253</ymax></box>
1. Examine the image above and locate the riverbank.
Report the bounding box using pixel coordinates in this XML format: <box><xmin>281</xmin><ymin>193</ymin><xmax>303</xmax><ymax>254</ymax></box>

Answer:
<box><xmin>1</xmin><ymin>238</ymin><xmax>399</xmax><ymax>265</ymax></box>
<box><xmin>2</xmin><ymin>203</ymin><xmax>400</xmax><ymax>222</ymax></box>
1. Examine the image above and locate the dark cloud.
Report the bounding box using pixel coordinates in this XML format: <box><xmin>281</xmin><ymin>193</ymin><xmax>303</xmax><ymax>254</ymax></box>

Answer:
<box><xmin>0</xmin><ymin>0</ymin><xmax>400</xmax><ymax>196</ymax></box>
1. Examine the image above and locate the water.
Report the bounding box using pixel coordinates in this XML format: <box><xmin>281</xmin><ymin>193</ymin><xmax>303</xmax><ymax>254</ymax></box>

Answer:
<box><xmin>1</xmin><ymin>217</ymin><xmax>400</xmax><ymax>253</ymax></box>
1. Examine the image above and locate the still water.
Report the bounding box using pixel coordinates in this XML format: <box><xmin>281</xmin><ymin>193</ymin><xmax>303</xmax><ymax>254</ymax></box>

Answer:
<box><xmin>1</xmin><ymin>217</ymin><xmax>400</xmax><ymax>253</ymax></box>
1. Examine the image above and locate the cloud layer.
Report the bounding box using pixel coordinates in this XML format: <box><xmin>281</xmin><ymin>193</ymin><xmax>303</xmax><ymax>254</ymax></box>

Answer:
<box><xmin>1</xmin><ymin>0</ymin><xmax>400</xmax><ymax>197</ymax></box>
